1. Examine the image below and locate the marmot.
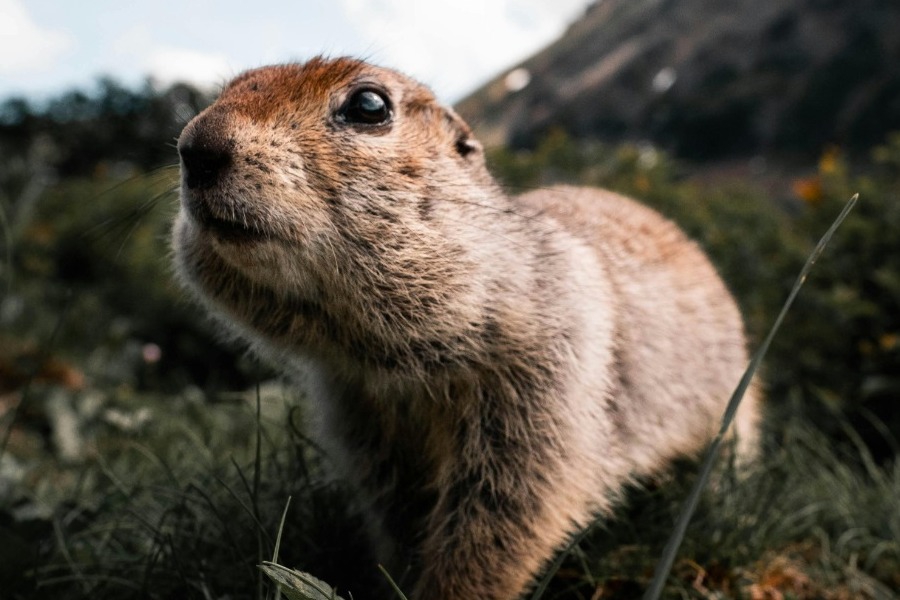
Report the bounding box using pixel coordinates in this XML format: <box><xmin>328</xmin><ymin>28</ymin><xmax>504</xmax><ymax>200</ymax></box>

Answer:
<box><xmin>172</xmin><ymin>57</ymin><xmax>760</xmax><ymax>600</ymax></box>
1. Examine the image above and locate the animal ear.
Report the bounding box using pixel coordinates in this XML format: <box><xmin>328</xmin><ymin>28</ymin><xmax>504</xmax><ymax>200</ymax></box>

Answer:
<box><xmin>443</xmin><ymin>107</ymin><xmax>482</xmax><ymax>159</ymax></box>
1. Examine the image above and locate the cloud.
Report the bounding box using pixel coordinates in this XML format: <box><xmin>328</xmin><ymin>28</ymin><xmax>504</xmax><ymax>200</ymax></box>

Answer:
<box><xmin>0</xmin><ymin>0</ymin><xmax>74</xmax><ymax>74</ymax></box>
<box><xmin>142</xmin><ymin>47</ymin><xmax>235</xmax><ymax>89</ymax></box>
<box><xmin>336</xmin><ymin>0</ymin><xmax>591</xmax><ymax>100</ymax></box>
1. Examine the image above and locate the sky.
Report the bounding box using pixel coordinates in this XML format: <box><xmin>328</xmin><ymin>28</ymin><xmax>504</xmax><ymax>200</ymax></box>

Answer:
<box><xmin>0</xmin><ymin>0</ymin><xmax>594</xmax><ymax>104</ymax></box>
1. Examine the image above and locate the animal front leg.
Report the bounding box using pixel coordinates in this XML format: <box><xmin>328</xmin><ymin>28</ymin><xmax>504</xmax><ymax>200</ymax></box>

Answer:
<box><xmin>410</xmin><ymin>469</ymin><xmax>578</xmax><ymax>600</ymax></box>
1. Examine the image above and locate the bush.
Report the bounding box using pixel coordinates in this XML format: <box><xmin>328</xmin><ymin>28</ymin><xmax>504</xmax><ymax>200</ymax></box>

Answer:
<box><xmin>2</xmin><ymin>125</ymin><xmax>898</xmax><ymax>599</ymax></box>
<box><xmin>488</xmin><ymin>132</ymin><xmax>900</xmax><ymax>457</ymax></box>
<box><xmin>2</xmin><ymin>171</ymin><xmax>258</xmax><ymax>393</ymax></box>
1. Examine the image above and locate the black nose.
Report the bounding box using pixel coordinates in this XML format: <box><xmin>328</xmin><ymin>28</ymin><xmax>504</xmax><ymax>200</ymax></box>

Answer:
<box><xmin>178</xmin><ymin>118</ymin><xmax>233</xmax><ymax>190</ymax></box>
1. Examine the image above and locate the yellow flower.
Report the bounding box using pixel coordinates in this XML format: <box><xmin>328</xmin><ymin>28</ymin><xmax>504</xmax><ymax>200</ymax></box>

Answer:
<box><xmin>819</xmin><ymin>146</ymin><xmax>841</xmax><ymax>175</ymax></box>
<box><xmin>792</xmin><ymin>177</ymin><xmax>823</xmax><ymax>205</ymax></box>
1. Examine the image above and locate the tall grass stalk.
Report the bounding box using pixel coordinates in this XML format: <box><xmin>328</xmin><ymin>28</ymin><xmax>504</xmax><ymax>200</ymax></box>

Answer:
<box><xmin>642</xmin><ymin>194</ymin><xmax>859</xmax><ymax>600</ymax></box>
<box><xmin>270</xmin><ymin>496</ymin><xmax>293</xmax><ymax>600</ymax></box>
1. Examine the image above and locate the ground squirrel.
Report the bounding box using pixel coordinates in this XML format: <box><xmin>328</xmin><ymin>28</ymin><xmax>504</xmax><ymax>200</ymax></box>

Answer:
<box><xmin>172</xmin><ymin>56</ymin><xmax>760</xmax><ymax>600</ymax></box>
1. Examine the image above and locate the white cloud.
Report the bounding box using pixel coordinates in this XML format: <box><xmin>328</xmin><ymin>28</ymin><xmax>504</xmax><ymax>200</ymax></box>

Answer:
<box><xmin>0</xmin><ymin>0</ymin><xmax>74</xmax><ymax>74</ymax></box>
<box><xmin>143</xmin><ymin>47</ymin><xmax>235</xmax><ymax>89</ymax></box>
<box><xmin>337</xmin><ymin>0</ymin><xmax>591</xmax><ymax>100</ymax></box>
<box><xmin>96</xmin><ymin>25</ymin><xmax>235</xmax><ymax>91</ymax></box>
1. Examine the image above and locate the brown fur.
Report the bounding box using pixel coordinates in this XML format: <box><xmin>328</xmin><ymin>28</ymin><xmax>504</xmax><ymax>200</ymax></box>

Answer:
<box><xmin>172</xmin><ymin>57</ymin><xmax>760</xmax><ymax>600</ymax></box>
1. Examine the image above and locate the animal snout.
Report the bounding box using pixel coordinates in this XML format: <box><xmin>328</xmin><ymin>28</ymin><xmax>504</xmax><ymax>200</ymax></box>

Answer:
<box><xmin>178</xmin><ymin>115</ymin><xmax>234</xmax><ymax>190</ymax></box>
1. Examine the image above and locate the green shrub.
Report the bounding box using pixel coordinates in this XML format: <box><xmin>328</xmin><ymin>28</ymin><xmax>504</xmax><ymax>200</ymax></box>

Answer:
<box><xmin>2</xmin><ymin>171</ymin><xmax>257</xmax><ymax>393</ymax></box>
<box><xmin>3</xmin><ymin>128</ymin><xmax>899</xmax><ymax>599</ymax></box>
<box><xmin>488</xmin><ymin>132</ymin><xmax>900</xmax><ymax>456</ymax></box>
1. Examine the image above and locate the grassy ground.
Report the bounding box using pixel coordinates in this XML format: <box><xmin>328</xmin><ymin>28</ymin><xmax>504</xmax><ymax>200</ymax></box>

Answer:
<box><xmin>2</xmin><ymin>137</ymin><xmax>899</xmax><ymax>599</ymax></box>
<box><xmin>3</xmin><ymin>381</ymin><xmax>898</xmax><ymax>599</ymax></box>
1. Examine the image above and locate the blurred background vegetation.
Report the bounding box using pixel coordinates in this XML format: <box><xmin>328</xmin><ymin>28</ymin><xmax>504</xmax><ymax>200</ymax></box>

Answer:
<box><xmin>0</xmin><ymin>70</ymin><xmax>898</xmax><ymax>598</ymax></box>
<box><xmin>487</xmin><ymin>130</ymin><xmax>900</xmax><ymax>459</ymax></box>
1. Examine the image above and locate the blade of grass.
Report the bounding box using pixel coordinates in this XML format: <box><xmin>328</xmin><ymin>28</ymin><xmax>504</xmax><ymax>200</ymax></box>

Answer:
<box><xmin>271</xmin><ymin>496</ymin><xmax>293</xmax><ymax>600</ymax></box>
<box><xmin>642</xmin><ymin>193</ymin><xmax>859</xmax><ymax>600</ymax></box>
<box><xmin>255</xmin><ymin>383</ymin><xmax>265</xmax><ymax>600</ymax></box>
<box><xmin>51</xmin><ymin>507</ymin><xmax>92</xmax><ymax>595</ymax></box>
<box><xmin>260</xmin><ymin>562</ymin><xmax>345</xmax><ymax>600</ymax></box>
<box><xmin>218</xmin><ymin>465</ymin><xmax>274</xmax><ymax>549</ymax></box>
<box><xmin>377</xmin><ymin>565</ymin><xmax>410</xmax><ymax>600</ymax></box>
<box><xmin>530</xmin><ymin>524</ymin><xmax>596</xmax><ymax>599</ymax></box>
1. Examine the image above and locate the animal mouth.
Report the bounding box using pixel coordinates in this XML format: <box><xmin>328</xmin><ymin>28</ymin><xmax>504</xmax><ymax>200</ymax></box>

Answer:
<box><xmin>183</xmin><ymin>192</ymin><xmax>261</xmax><ymax>242</ymax></box>
<box><xmin>204</xmin><ymin>214</ymin><xmax>258</xmax><ymax>241</ymax></box>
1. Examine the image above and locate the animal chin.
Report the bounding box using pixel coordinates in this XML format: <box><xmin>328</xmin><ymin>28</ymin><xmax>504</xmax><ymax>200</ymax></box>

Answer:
<box><xmin>203</xmin><ymin>214</ymin><xmax>259</xmax><ymax>242</ymax></box>
<box><xmin>184</xmin><ymin>195</ymin><xmax>261</xmax><ymax>243</ymax></box>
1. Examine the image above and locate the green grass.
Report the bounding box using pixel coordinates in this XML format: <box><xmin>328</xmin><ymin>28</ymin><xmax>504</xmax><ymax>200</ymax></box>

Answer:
<box><xmin>6</xmin><ymin>382</ymin><xmax>897</xmax><ymax>600</ymax></box>
<box><xmin>2</xmin><ymin>137</ymin><xmax>900</xmax><ymax>599</ymax></box>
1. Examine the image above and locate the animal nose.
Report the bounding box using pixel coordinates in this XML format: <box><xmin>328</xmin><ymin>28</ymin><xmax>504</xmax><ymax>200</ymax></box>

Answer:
<box><xmin>178</xmin><ymin>118</ymin><xmax>233</xmax><ymax>190</ymax></box>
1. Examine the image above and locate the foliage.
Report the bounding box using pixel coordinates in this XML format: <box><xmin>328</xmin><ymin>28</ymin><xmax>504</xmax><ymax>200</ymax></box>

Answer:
<box><xmin>0</xmin><ymin>78</ymin><xmax>213</xmax><ymax>179</ymax></box>
<box><xmin>488</xmin><ymin>130</ymin><xmax>900</xmax><ymax>456</ymax></box>
<box><xmin>7</xmin><ymin>391</ymin><xmax>898</xmax><ymax>600</ymax></box>
<box><xmin>1</xmin><ymin>172</ymin><xmax>258</xmax><ymax>393</ymax></box>
<box><xmin>8</xmin><ymin>386</ymin><xmax>378</xmax><ymax>600</ymax></box>
<box><xmin>541</xmin><ymin>425</ymin><xmax>900</xmax><ymax>599</ymax></box>
<box><xmin>1</xmin><ymin>94</ymin><xmax>899</xmax><ymax>598</ymax></box>
<box><xmin>260</xmin><ymin>563</ymin><xmax>349</xmax><ymax>600</ymax></box>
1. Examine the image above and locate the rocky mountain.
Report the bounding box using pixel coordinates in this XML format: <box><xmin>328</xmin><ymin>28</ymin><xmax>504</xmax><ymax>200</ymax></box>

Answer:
<box><xmin>456</xmin><ymin>0</ymin><xmax>900</xmax><ymax>161</ymax></box>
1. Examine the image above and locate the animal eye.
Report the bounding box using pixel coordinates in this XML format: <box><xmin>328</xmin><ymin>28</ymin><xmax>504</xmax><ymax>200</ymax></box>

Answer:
<box><xmin>340</xmin><ymin>89</ymin><xmax>392</xmax><ymax>125</ymax></box>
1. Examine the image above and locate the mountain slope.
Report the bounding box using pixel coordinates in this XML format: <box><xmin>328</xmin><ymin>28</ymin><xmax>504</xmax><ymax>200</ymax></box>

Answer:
<box><xmin>456</xmin><ymin>0</ymin><xmax>900</xmax><ymax>160</ymax></box>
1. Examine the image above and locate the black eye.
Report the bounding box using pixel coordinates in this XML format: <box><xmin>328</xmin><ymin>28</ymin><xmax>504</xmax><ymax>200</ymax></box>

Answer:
<box><xmin>340</xmin><ymin>89</ymin><xmax>392</xmax><ymax>125</ymax></box>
